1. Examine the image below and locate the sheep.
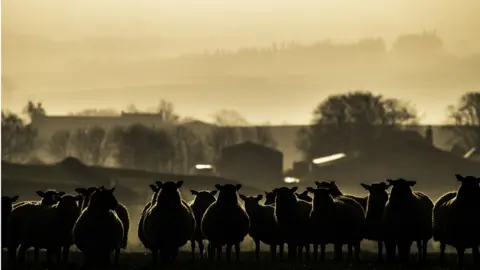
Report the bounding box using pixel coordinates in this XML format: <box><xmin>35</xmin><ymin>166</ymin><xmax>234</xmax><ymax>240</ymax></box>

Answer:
<box><xmin>273</xmin><ymin>186</ymin><xmax>312</xmax><ymax>261</ymax></box>
<box><xmin>360</xmin><ymin>182</ymin><xmax>390</xmax><ymax>261</ymax></box>
<box><xmin>76</xmin><ymin>186</ymin><xmax>130</xmax><ymax>251</ymax></box>
<box><xmin>142</xmin><ymin>181</ymin><xmax>196</xmax><ymax>264</ymax></box>
<box><xmin>315</xmin><ymin>181</ymin><xmax>367</xmax><ymax>210</ymax></box>
<box><xmin>188</xmin><ymin>189</ymin><xmax>217</xmax><ymax>260</ymax></box>
<box><xmin>433</xmin><ymin>174</ymin><xmax>480</xmax><ymax>266</ymax></box>
<box><xmin>7</xmin><ymin>193</ymin><xmax>82</xmax><ymax>264</ymax></box>
<box><xmin>72</xmin><ymin>188</ymin><xmax>124</xmax><ymax>267</ymax></box>
<box><xmin>239</xmin><ymin>194</ymin><xmax>278</xmax><ymax>261</ymax></box>
<box><xmin>383</xmin><ymin>179</ymin><xmax>433</xmax><ymax>264</ymax></box>
<box><xmin>264</xmin><ymin>190</ymin><xmax>276</xmax><ymax>206</ymax></box>
<box><xmin>138</xmin><ymin>184</ymin><xmax>160</xmax><ymax>251</ymax></box>
<box><xmin>295</xmin><ymin>190</ymin><xmax>313</xmax><ymax>202</ymax></box>
<box><xmin>306</xmin><ymin>187</ymin><xmax>365</xmax><ymax>262</ymax></box>
<box><xmin>201</xmin><ymin>184</ymin><xmax>249</xmax><ymax>262</ymax></box>
<box><xmin>1</xmin><ymin>195</ymin><xmax>19</xmax><ymax>249</ymax></box>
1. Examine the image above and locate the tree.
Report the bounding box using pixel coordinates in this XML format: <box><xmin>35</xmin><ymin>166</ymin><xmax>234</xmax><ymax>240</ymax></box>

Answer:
<box><xmin>70</xmin><ymin>126</ymin><xmax>110</xmax><ymax>165</ymax></box>
<box><xmin>296</xmin><ymin>91</ymin><xmax>418</xmax><ymax>160</ymax></box>
<box><xmin>253</xmin><ymin>126</ymin><xmax>278</xmax><ymax>148</ymax></box>
<box><xmin>1</xmin><ymin>111</ymin><xmax>37</xmax><ymax>162</ymax></box>
<box><xmin>111</xmin><ymin>124</ymin><xmax>175</xmax><ymax>172</ymax></box>
<box><xmin>48</xmin><ymin>130</ymin><xmax>71</xmax><ymax>159</ymax></box>
<box><xmin>69</xmin><ymin>108</ymin><xmax>119</xmax><ymax>116</ymax></box>
<box><xmin>154</xmin><ymin>99</ymin><xmax>180</xmax><ymax>123</ymax></box>
<box><xmin>170</xmin><ymin>125</ymin><xmax>206</xmax><ymax>173</ymax></box>
<box><xmin>22</xmin><ymin>101</ymin><xmax>46</xmax><ymax>122</ymax></box>
<box><xmin>446</xmin><ymin>92</ymin><xmax>480</xmax><ymax>150</ymax></box>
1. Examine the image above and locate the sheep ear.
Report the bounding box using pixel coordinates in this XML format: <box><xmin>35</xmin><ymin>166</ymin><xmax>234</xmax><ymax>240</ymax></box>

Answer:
<box><xmin>109</xmin><ymin>188</ymin><xmax>115</xmax><ymax>193</ymax></box>
<box><xmin>57</xmin><ymin>191</ymin><xmax>66</xmax><ymax>196</ymax></box>
<box><xmin>210</xmin><ymin>190</ymin><xmax>217</xmax><ymax>196</ymax></box>
<box><xmin>215</xmin><ymin>184</ymin><xmax>222</xmax><ymax>190</ymax></box>
<box><xmin>149</xmin><ymin>184</ymin><xmax>158</xmax><ymax>192</ymax></box>
<box><xmin>386</xmin><ymin>179</ymin><xmax>394</xmax><ymax>185</ymax></box>
<box><xmin>190</xmin><ymin>190</ymin><xmax>199</xmax><ymax>196</ymax></box>
<box><xmin>36</xmin><ymin>191</ymin><xmax>45</xmax><ymax>197</ymax></box>
<box><xmin>11</xmin><ymin>196</ymin><xmax>19</xmax><ymax>202</ymax></box>
<box><xmin>74</xmin><ymin>195</ymin><xmax>83</xmax><ymax>201</ymax></box>
<box><xmin>379</xmin><ymin>182</ymin><xmax>389</xmax><ymax>190</ymax></box>
<box><xmin>306</xmin><ymin>187</ymin><xmax>315</xmax><ymax>193</ymax></box>
<box><xmin>239</xmin><ymin>194</ymin><xmax>247</xmax><ymax>201</ymax></box>
<box><xmin>290</xmin><ymin>187</ymin><xmax>298</xmax><ymax>193</ymax></box>
<box><xmin>264</xmin><ymin>191</ymin><xmax>269</xmax><ymax>196</ymax></box>
<box><xmin>75</xmin><ymin>188</ymin><xmax>87</xmax><ymax>195</ymax></box>
<box><xmin>360</xmin><ymin>183</ymin><xmax>370</xmax><ymax>191</ymax></box>
<box><xmin>176</xmin><ymin>181</ymin><xmax>184</xmax><ymax>188</ymax></box>
<box><xmin>301</xmin><ymin>190</ymin><xmax>308</xmax><ymax>196</ymax></box>
<box><xmin>314</xmin><ymin>181</ymin><xmax>320</xmax><ymax>186</ymax></box>
<box><xmin>407</xmin><ymin>180</ymin><xmax>416</xmax><ymax>187</ymax></box>
<box><xmin>455</xmin><ymin>174</ymin><xmax>464</xmax><ymax>182</ymax></box>
<box><xmin>256</xmin><ymin>195</ymin><xmax>263</xmax><ymax>201</ymax></box>
<box><xmin>235</xmin><ymin>184</ymin><xmax>242</xmax><ymax>191</ymax></box>
<box><xmin>155</xmin><ymin>181</ymin><xmax>163</xmax><ymax>187</ymax></box>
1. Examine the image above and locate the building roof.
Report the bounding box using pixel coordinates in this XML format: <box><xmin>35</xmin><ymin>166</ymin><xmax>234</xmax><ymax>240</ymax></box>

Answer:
<box><xmin>222</xmin><ymin>140</ymin><xmax>282</xmax><ymax>155</ymax></box>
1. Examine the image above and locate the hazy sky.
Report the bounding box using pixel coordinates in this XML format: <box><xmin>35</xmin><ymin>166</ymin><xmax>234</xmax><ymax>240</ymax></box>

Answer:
<box><xmin>2</xmin><ymin>0</ymin><xmax>480</xmax><ymax>124</ymax></box>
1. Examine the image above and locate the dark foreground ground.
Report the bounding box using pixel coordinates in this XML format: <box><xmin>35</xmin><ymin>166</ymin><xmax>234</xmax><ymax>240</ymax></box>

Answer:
<box><xmin>1</xmin><ymin>250</ymin><xmax>478</xmax><ymax>270</ymax></box>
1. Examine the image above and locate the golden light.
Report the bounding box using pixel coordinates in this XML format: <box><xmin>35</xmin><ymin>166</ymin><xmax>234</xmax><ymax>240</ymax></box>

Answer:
<box><xmin>312</xmin><ymin>153</ymin><xmax>346</xmax><ymax>165</ymax></box>
<box><xmin>284</xmin><ymin>177</ymin><xmax>300</xmax><ymax>183</ymax></box>
<box><xmin>195</xmin><ymin>164</ymin><xmax>213</xmax><ymax>170</ymax></box>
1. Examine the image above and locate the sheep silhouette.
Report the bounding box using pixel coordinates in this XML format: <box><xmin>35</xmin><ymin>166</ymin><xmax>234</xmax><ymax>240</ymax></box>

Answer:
<box><xmin>72</xmin><ymin>188</ymin><xmax>124</xmax><ymax>267</ymax></box>
<box><xmin>1</xmin><ymin>195</ymin><xmax>19</xmax><ymax>249</ymax></box>
<box><xmin>138</xmin><ymin>184</ymin><xmax>160</xmax><ymax>251</ymax></box>
<box><xmin>315</xmin><ymin>181</ymin><xmax>367</xmax><ymax>210</ymax></box>
<box><xmin>383</xmin><ymin>179</ymin><xmax>433</xmax><ymax>264</ymax></box>
<box><xmin>201</xmin><ymin>184</ymin><xmax>250</xmax><ymax>262</ymax></box>
<box><xmin>433</xmin><ymin>174</ymin><xmax>480</xmax><ymax>266</ymax></box>
<box><xmin>142</xmin><ymin>181</ymin><xmax>196</xmax><ymax>264</ymax></box>
<box><xmin>188</xmin><ymin>189</ymin><xmax>217</xmax><ymax>260</ymax></box>
<box><xmin>307</xmin><ymin>186</ymin><xmax>365</xmax><ymax>262</ymax></box>
<box><xmin>360</xmin><ymin>182</ymin><xmax>389</xmax><ymax>261</ymax></box>
<box><xmin>295</xmin><ymin>190</ymin><xmax>313</xmax><ymax>202</ymax></box>
<box><xmin>274</xmin><ymin>186</ymin><xmax>311</xmax><ymax>261</ymax></box>
<box><xmin>240</xmin><ymin>194</ymin><xmax>279</xmax><ymax>261</ymax></box>
<box><xmin>264</xmin><ymin>190</ymin><xmax>276</xmax><ymax>206</ymax></box>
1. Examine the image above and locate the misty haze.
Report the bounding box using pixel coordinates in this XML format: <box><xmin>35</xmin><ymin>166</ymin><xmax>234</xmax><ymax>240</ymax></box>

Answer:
<box><xmin>1</xmin><ymin>1</ymin><xmax>480</xmax><ymax>269</ymax></box>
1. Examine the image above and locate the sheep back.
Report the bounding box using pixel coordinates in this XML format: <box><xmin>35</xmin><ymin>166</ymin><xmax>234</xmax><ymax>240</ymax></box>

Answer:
<box><xmin>138</xmin><ymin>201</ymin><xmax>152</xmax><ymax>249</ymax></box>
<box><xmin>333</xmin><ymin>196</ymin><xmax>366</xmax><ymax>244</ymax></box>
<box><xmin>115</xmin><ymin>202</ymin><xmax>130</xmax><ymax>249</ymax></box>
<box><xmin>433</xmin><ymin>191</ymin><xmax>456</xmax><ymax>242</ymax></box>
<box><xmin>246</xmin><ymin>204</ymin><xmax>278</xmax><ymax>245</ymax></box>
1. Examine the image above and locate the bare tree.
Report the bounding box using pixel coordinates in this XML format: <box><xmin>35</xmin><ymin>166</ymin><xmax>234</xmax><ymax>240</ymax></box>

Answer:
<box><xmin>22</xmin><ymin>100</ymin><xmax>46</xmax><ymax>122</ymax></box>
<box><xmin>70</xmin><ymin>126</ymin><xmax>110</xmax><ymax>165</ymax></box>
<box><xmin>253</xmin><ymin>126</ymin><xmax>278</xmax><ymax>148</ymax></box>
<box><xmin>446</xmin><ymin>92</ymin><xmax>480</xmax><ymax>149</ymax></box>
<box><xmin>155</xmin><ymin>99</ymin><xmax>180</xmax><ymax>123</ymax></box>
<box><xmin>48</xmin><ymin>130</ymin><xmax>71</xmax><ymax>159</ymax></box>
<box><xmin>1</xmin><ymin>111</ymin><xmax>37</xmax><ymax>162</ymax></box>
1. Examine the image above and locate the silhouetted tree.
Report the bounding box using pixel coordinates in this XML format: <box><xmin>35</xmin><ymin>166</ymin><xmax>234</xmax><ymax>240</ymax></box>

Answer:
<box><xmin>154</xmin><ymin>99</ymin><xmax>180</xmax><ymax>123</ymax></box>
<box><xmin>22</xmin><ymin>101</ymin><xmax>46</xmax><ymax>122</ymax></box>
<box><xmin>296</xmin><ymin>91</ymin><xmax>418</xmax><ymax>160</ymax></box>
<box><xmin>69</xmin><ymin>108</ymin><xmax>119</xmax><ymax>116</ymax></box>
<box><xmin>1</xmin><ymin>111</ymin><xmax>37</xmax><ymax>162</ymax></box>
<box><xmin>111</xmin><ymin>124</ymin><xmax>175</xmax><ymax>172</ymax></box>
<box><xmin>446</xmin><ymin>92</ymin><xmax>480</xmax><ymax>149</ymax></box>
<box><xmin>48</xmin><ymin>130</ymin><xmax>71</xmax><ymax>160</ymax></box>
<box><xmin>171</xmin><ymin>125</ymin><xmax>206</xmax><ymax>173</ymax></box>
<box><xmin>206</xmin><ymin>126</ymin><xmax>239</xmax><ymax>166</ymax></box>
<box><xmin>253</xmin><ymin>126</ymin><xmax>278</xmax><ymax>148</ymax></box>
<box><xmin>70</xmin><ymin>126</ymin><xmax>110</xmax><ymax>165</ymax></box>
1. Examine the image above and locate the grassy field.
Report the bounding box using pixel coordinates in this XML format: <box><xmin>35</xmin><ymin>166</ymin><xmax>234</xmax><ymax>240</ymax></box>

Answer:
<box><xmin>2</xmin><ymin>249</ymin><xmax>478</xmax><ymax>270</ymax></box>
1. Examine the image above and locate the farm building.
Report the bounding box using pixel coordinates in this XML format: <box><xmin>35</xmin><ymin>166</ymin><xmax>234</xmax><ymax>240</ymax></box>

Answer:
<box><xmin>218</xmin><ymin>141</ymin><xmax>283</xmax><ymax>188</ymax></box>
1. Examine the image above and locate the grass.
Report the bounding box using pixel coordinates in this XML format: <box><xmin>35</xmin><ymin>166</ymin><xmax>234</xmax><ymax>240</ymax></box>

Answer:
<box><xmin>2</xmin><ymin>250</ymin><xmax>478</xmax><ymax>270</ymax></box>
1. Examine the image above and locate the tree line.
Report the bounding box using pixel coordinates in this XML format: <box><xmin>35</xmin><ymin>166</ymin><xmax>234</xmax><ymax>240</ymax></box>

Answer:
<box><xmin>1</xmin><ymin>100</ymin><xmax>277</xmax><ymax>174</ymax></box>
<box><xmin>2</xmin><ymin>91</ymin><xmax>479</xmax><ymax>172</ymax></box>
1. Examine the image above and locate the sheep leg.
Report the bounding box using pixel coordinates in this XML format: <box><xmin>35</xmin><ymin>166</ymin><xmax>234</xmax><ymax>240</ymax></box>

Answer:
<box><xmin>354</xmin><ymin>241</ymin><xmax>361</xmax><ymax>262</ymax></box>
<box><xmin>216</xmin><ymin>245</ymin><xmax>222</xmax><ymax>261</ymax></box>
<box><xmin>287</xmin><ymin>243</ymin><xmax>296</xmax><ymax>260</ymax></box>
<box><xmin>18</xmin><ymin>245</ymin><xmax>27</xmax><ymax>262</ymax></box>
<box><xmin>455</xmin><ymin>246</ymin><xmax>465</xmax><ymax>266</ymax></box>
<box><xmin>269</xmin><ymin>244</ymin><xmax>276</xmax><ymax>262</ymax></box>
<box><xmin>254</xmin><ymin>239</ymin><xmax>260</xmax><ymax>261</ymax></box>
<box><xmin>472</xmin><ymin>245</ymin><xmax>479</xmax><ymax>265</ymax></box>
<box><xmin>62</xmin><ymin>245</ymin><xmax>70</xmax><ymax>263</ymax></box>
<box><xmin>439</xmin><ymin>242</ymin><xmax>446</xmax><ymax>263</ymax></box>
<box><xmin>198</xmin><ymin>240</ymin><xmax>204</xmax><ymax>260</ymax></box>
<box><xmin>304</xmin><ymin>244</ymin><xmax>310</xmax><ymax>261</ymax></box>
<box><xmin>208</xmin><ymin>244</ymin><xmax>214</xmax><ymax>261</ymax></box>
<box><xmin>385</xmin><ymin>242</ymin><xmax>395</xmax><ymax>262</ymax></box>
<box><xmin>7</xmin><ymin>243</ymin><xmax>18</xmax><ymax>264</ymax></box>
<box><xmin>34</xmin><ymin>247</ymin><xmax>40</xmax><ymax>262</ymax></box>
<box><xmin>113</xmin><ymin>248</ymin><xmax>120</xmax><ymax>266</ymax></box>
<box><xmin>190</xmin><ymin>240</ymin><xmax>196</xmax><ymax>260</ymax></box>
<box><xmin>225</xmin><ymin>244</ymin><xmax>232</xmax><ymax>262</ymax></box>
<box><xmin>377</xmin><ymin>241</ymin><xmax>383</xmax><ymax>261</ymax></box>
<box><xmin>422</xmin><ymin>239</ymin><xmax>428</xmax><ymax>263</ymax></box>
<box><xmin>320</xmin><ymin>243</ymin><xmax>326</xmax><ymax>261</ymax></box>
<box><xmin>279</xmin><ymin>243</ymin><xmax>284</xmax><ymax>261</ymax></box>
<box><xmin>297</xmin><ymin>244</ymin><xmax>303</xmax><ymax>260</ymax></box>
<box><xmin>347</xmin><ymin>244</ymin><xmax>353</xmax><ymax>261</ymax></box>
<box><xmin>334</xmin><ymin>243</ymin><xmax>343</xmax><ymax>262</ymax></box>
<box><xmin>234</xmin><ymin>243</ymin><xmax>240</xmax><ymax>262</ymax></box>
<box><xmin>151</xmin><ymin>249</ymin><xmax>159</xmax><ymax>265</ymax></box>
<box><xmin>313</xmin><ymin>243</ymin><xmax>318</xmax><ymax>261</ymax></box>
<box><xmin>416</xmin><ymin>240</ymin><xmax>422</xmax><ymax>262</ymax></box>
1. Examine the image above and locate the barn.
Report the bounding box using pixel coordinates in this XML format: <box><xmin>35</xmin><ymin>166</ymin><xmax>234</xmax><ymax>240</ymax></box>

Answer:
<box><xmin>218</xmin><ymin>141</ymin><xmax>283</xmax><ymax>189</ymax></box>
